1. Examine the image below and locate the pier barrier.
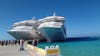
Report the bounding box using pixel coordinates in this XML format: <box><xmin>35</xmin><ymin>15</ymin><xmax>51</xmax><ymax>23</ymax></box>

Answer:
<box><xmin>27</xmin><ymin>44</ymin><xmax>61</xmax><ymax>56</ymax></box>
<box><xmin>27</xmin><ymin>44</ymin><xmax>46</xmax><ymax>56</ymax></box>
<box><xmin>45</xmin><ymin>45</ymin><xmax>61</xmax><ymax>56</ymax></box>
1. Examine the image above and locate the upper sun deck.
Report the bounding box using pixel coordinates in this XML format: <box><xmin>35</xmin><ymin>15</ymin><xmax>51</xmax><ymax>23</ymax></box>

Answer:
<box><xmin>39</xmin><ymin>16</ymin><xmax>65</xmax><ymax>23</ymax></box>
<box><xmin>13</xmin><ymin>20</ymin><xmax>38</xmax><ymax>27</ymax></box>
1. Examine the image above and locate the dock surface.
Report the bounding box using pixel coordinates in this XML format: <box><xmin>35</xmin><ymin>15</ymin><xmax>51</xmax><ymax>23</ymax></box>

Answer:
<box><xmin>0</xmin><ymin>45</ymin><xmax>31</xmax><ymax>56</ymax></box>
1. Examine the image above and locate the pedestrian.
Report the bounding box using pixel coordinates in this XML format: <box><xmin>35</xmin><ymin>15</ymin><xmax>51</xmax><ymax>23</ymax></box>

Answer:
<box><xmin>19</xmin><ymin>40</ymin><xmax>25</xmax><ymax>51</ymax></box>
<box><xmin>18</xmin><ymin>40</ymin><xmax>20</xmax><ymax>45</ymax></box>
<box><xmin>5</xmin><ymin>40</ymin><xmax>8</xmax><ymax>45</ymax></box>
<box><xmin>0</xmin><ymin>41</ymin><xmax>1</xmax><ymax>45</ymax></box>
<box><xmin>33</xmin><ymin>38</ymin><xmax>38</xmax><ymax>47</ymax></box>
<box><xmin>1</xmin><ymin>40</ymin><xmax>4</xmax><ymax>46</ymax></box>
<box><xmin>14</xmin><ymin>40</ymin><xmax>17</xmax><ymax>45</ymax></box>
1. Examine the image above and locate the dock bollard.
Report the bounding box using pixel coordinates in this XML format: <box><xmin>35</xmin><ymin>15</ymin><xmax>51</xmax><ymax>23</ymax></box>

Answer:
<box><xmin>45</xmin><ymin>45</ymin><xmax>60</xmax><ymax>56</ymax></box>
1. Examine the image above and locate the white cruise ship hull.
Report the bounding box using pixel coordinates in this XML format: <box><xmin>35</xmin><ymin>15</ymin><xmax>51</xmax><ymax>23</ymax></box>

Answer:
<box><xmin>8</xmin><ymin>31</ymin><xmax>33</xmax><ymax>40</ymax></box>
<box><xmin>38</xmin><ymin>27</ymin><xmax>66</xmax><ymax>42</ymax></box>
<box><xmin>8</xmin><ymin>30</ymin><xmax>45</xmax><ymax>41</ymax></box>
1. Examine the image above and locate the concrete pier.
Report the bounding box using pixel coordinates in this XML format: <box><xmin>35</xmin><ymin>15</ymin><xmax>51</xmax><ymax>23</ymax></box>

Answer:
<box><xmin>27</xmin><ymin>44</ymin><xmax>45</xmax><ymax>56</ymax></box>
<box><xmin>0</xmin><ymin>45</ymin><xmax>31</xmax><ymax>56</ymax></box>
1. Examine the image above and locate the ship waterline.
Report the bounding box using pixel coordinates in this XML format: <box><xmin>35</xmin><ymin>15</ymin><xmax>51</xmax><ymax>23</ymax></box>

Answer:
<box><xmin>8</xmin><ymin>31</ymin><xmax>37</xmax><ymax>40</ymax></box>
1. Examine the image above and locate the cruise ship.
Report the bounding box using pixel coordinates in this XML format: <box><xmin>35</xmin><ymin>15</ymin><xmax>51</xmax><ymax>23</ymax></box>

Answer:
<box><xmin>8</xmin><ymin>18</ymin><xmax>45</xmax><ymax>41</ymax></box>
<box><xmin>38</xmin><ymin>13</ymin><xmax>66</xmax><ymax>42</ymax></box>
<box><xmin>8</xmin><ymin>13</ymin><xmax>66</xmax><ymax>42</ymax></box>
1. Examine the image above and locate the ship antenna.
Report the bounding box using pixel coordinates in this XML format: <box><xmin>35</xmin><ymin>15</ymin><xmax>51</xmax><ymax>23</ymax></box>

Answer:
<box><xmin>32</xmin><ymin>16</ymin><xmax>35</xmax><ymax>20</ymax></box>
<box><xmin>53</xmin><ymin>12</ymin><xmax>56</xmax><ymax>16</ymax></box>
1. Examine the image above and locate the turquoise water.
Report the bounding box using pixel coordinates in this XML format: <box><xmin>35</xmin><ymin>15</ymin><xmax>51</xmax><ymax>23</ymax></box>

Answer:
<box><xmin>38</xmin><ymin>40</ymin><xmax>100</xmax><ymax>56</ymax></box>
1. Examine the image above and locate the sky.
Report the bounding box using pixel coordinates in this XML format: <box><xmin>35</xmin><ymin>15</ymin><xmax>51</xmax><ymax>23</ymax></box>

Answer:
<box><xmin>0</xmin><ymin>0</ymin><xmax>100</xmax><ymax>40</ymax></box>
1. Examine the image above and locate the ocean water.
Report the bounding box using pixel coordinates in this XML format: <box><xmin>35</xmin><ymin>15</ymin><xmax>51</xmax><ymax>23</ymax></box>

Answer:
<box><xmin>38</xmin><ymin>40</ymin><xmax>100</xmax><ymax>56</ymax></box>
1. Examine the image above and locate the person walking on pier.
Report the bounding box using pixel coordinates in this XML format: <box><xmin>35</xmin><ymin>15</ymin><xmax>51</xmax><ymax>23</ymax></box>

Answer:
<box><xmin>1</xmin><ymin>40</ymin><xmax>4</xmax><ymax>46</ymax></box>
<box><xmin>33</xmin><ymin>38</ymin><xmax>38</xmax><ymax>47</ymax></box>
<box><xmin>19</xmin><ymin>40</ymin><xmax>25</xmax><ymax>51</ymax></box>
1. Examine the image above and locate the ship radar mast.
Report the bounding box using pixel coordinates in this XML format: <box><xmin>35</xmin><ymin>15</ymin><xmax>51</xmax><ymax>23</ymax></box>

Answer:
<box><xmin>32</xmin><ymin>16</ymin><xmax>36</xmax><ymax>20</ymax></box>
<box><xmin>53</xmin><ymin>12</ymin><xmax>56</xmax><ymax>16</ymax></box>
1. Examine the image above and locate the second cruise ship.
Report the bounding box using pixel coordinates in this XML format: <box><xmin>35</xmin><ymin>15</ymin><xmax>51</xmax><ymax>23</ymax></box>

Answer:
<box><xmin>38</xmin><ymin>13</ymin><xmax>66</xmax><ymax>42</ymax></box>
